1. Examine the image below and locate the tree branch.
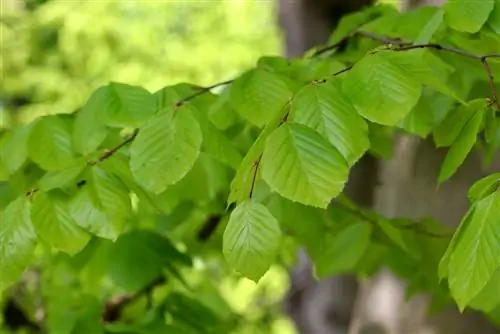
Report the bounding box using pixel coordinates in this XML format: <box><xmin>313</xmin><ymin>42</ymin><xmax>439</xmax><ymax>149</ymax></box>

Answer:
<box><xmin>481</xmin><ymin>58</ymin><xmax>500</xmax><ymax>111</ymax></box>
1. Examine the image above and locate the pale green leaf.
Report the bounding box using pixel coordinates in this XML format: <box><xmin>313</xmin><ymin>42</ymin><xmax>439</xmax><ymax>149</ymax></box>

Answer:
<box><xmin>289</xmin><ymin>79</ymin><xmax>369</xmax><ymax>166</ymax></box>
<box><xmin>0</xmin><ymin>197</ymin><xmax>37</xmax><ymax>291</ymax></box>
<box><xmin>468</xmin><ymin>173</ymin><xmax>500</xmax><ymax>203</ymax></box>
<box><xmin>342</xmin><ymin>51</ymin><xmax>422</xmax><ymax>125</ymax></box>
<box><xmin>229</xmin><ymin>68</ymin><xmax>292</xmax><ymax>127</ymax></box>
<box><xmin>130</xmin><ymin>108</ymin><xmax>202</xmax><ymax>194</ymax></box>
<box><xmin>488</xmin><ymin>0</ymin><xmax>500</xmax><ymax>34</ymax></box>
<box><xmin>434</xmin><ymin>100</ymin><xmax>484</xmax><ymax>147</ymax></box>
<box><xmin>31</xmin><ymin>191</ymin><xmax>90</xmax><ymax>255</ymax></box>
<box><xmin>0</xmin><ymin>124</ymin><xmax>33</xmax><ymax>174</ymax></box>
<box><xmin>228</xmin><ymin>102</ymin><xmax>290</xmax><ymax>206</ymax></box>
<box><xmin>28</xmin><ymin>116</ymin><xmax>76</xmax><ymax>171</ymax></box>
<box><xmin>73</xmin><ymin>86</ymin><xmax>109</xmax><ymax>155</ymax></box>
<box><xmin>469</xmin><ymin>268</ymin><xmax>500</xmax><ymax>313</ymax></box>
<box><xmin>438</xmin><ymin>109</ymin><xmax>484</xmax><ymax>183</ymax></box>
<box><xmin>223</xmin><ymin>200</ymin><xmax>281</xmax><ymax>282</ymax></box>
<box><xmin>314</xmin><ymin>223</ymin><xmax>372</xmax><ymax>278</ymax></box>
<box><xmin>37</xmin><ymin>164</ymin><xmax>86</xmax><ymax>191</ymax></box>
<box><xmin>261</xmin><ymin>123</ymin><xmax>349</xmax><ymax>208</ymax></box>
<box><xmin>448</xmin><ymin>192</ymin><xmax>500</xmax><ymax>310</ymax></box>
<box><xmin>104</xmin><ymin>82</ymin><xmax>156</xmax><ymax>128</ymax></box>
<box><xmin>444</xmin><ymin>0</ymin><xmax>494</xmax><ymax>33</ymax></box>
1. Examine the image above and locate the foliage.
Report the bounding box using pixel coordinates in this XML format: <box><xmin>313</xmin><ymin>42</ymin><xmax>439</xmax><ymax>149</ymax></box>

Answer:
<box><xmin>1</xmin><ymin>0</ymin><xmax>500</xmax><ymax>333</ymax></box>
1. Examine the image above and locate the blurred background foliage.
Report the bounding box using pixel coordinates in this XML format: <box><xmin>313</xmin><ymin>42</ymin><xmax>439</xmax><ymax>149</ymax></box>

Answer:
<box><xmin>1</xmin><ymin>0</ymin><xmax>297</xmax><ymax>333</ymax></box>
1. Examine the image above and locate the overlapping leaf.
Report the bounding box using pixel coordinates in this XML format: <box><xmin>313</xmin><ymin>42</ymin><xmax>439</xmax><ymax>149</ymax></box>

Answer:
<box><xmin>229</xmin><ymin>68</ymin><xmax>292</xmax><ymax>127</ymax></box>
<box><xmin>342</xmin><ymin>51</ymin><xmax>422</xmax><ymax>126</ymax></box>
<box><xmin>31</xmin><ymin>191</ymin><xmax>90</xmax><ymax>255</ymax></box>
<box><xmin>289</xmin><ymin>79</ymin><xmax>369</xmax><ymax>166</ymax></box>
<box><xmin>0</xmin><ymin>124</ymin><xmax>33</xmax><ymax>175</ymax></box>
<box><xmin>261</xmin><ymin>123</ymin><xmax>348</xmax><ymax>208</ymax></box>
<box><xmin>130</xmin><ymin>108</ymin><xmax>202</xmax><ymax>194</ymax></box>
<box><xmin>223</xmin><ymin>201</ymin><xmax>281</xmax><ymax>282</ymax></box>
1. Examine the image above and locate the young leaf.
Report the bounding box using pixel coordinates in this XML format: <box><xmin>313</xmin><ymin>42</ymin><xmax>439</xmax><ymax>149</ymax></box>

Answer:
<box><xmin>223</xmin><ymin>200</ymin><xmax>281</xmax><ymax>282</ymax></box>
<box><xmin>261</xmin><ymin>123</ymin><xmax>349</xmax><ymax>208</ymax></box>
<box><xmin>0</xmin><ymin>197</ymin><xmax>37</xmax><ymax>291</ymax></box>
<box><xmin>342</xmin><ymin>51</ymin><xmax>422</xmax><ymax>126</ymax></box>
<box><xmin>28</xmin><ymin>116</ymin><xmax>76</xmax><ymax>171</ymax></box>
<box><xmin>104</xmin><ymin>82</ymin><xmax>156</xmax><ymax>128</ymax></box>
<box><xmin>468</xmin><ymin>174</ymin><xmax>500</xmax><ymax>203</ymax></box>
<box><xmin>229</xmin><ymin>68</ymin><xmax>292</xmax><ymax>127</ymax></box>
<box><xmin>69</xmin><ymin>167</ymin><xmax>131</xmax><ymax>240</ymax></box>
<box><xmin>73</xmin><ymin>86</ymin><xmax>109</xmax><ymax>155</ymax></box>
<box><xmin>469</xmin><ymin>269</ymin><xmax>500</xmax><ymax>313</ymax></box>
<box><xmin>438</xmin><ymin>109</ymin><xmax>484</xmax><ymax>183</ymax></box>
<box><xmin>289</xmin><ymin>79</ymin><xmax>369</xmax><ymax>166</ymax></box>
<box><xmin>37</xmin><ymin>164</ymin><xmax>86</xmax><ymax>191</ymax></box>
<box><xmin>448</xmin><ymin>193</ymin><xmax>500</xmax><ymax>310</ymax></box>
<box><xmin>31</xmin><ymin>191</ymin><xmax>90</xmax><ymax>255</ymax></box>
<box><xmin>314</xmin><ymin>223</ymin><xmax>372</xmax><ymax>278</ymax></box>
<box><xmin>130</xmin><ymin>108</ymin><xmax>202</xmax><ymax>194</ymax></box>
<box><xmin>414</xmin><ymin>7</ymin><xmax>445</xmax><ymax>44</ymax></box>
<box><xmin>0</xmin><ymin>124</ymin><xmax>33</xmax><ymax>175</ymax></box>
<box><xmin>444</xmin><ymin>0</ymin><xmax>494</xmax><ymax>33</ymax></box>
<box><xmin>398</xmin><ymin>89</ymin><xmax>436</xmax><ymax>137</ymax></box>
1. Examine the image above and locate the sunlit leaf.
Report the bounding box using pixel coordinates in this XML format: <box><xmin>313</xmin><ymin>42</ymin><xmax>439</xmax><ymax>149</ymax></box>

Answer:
<box><xmin>37</xmin><ymin>164</ymin><xmax>86</xmax><ymax>191</ymax></box>
<box><xmin>444</xmin><ymin>0</ymin><xmax>494</xmax><ymax>33</ymax></box>
<box><xmin>31</xmin><ymin>191</ymin><xmax>90</xmax><ymax>255</ymax></box>
<box><xmin>261</xmin><ymin>123</ymin><xmax>348</xmax><ymax>208</ymax></box>
<box><xmin>0</xmin><ymin>124</ymin><xmax>33</xmax><ymax>175</ymax></box>
<box><xmin>223</xmin><ymin>200</ymin><xmax>281</xmax><ymax>282</ymax></box>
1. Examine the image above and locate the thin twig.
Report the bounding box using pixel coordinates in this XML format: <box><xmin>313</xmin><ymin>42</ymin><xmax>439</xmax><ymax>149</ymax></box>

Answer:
<box><xmin>249</xmin><ymin>155</ymin><xmax>262</xmax><ymax>198</ymax></box>
<box><xmin>312</xmin><ymin>36</ymin><xmax>350</xmax><ymax>57</ymax></box>
<box><xmin>332</xmin><ymin>65</ymin><xmax>353</xmax><ymax>77</ymax></box>
<box><xmin>481</xmin><ymin>57</ymin><xmax>500</xmax><ymax>111</ymax></box>
<box><xmin>175</xmin><ymin>79</ymin><xmax>233</xmax><ymax>107</ymax></box>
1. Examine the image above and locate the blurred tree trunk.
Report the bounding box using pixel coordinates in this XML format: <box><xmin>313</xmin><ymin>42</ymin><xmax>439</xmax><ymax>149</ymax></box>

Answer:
<box><xmin>278</xmin><ymin>0</ymin><xmax>500</xmax><ymax>333</ymax></box>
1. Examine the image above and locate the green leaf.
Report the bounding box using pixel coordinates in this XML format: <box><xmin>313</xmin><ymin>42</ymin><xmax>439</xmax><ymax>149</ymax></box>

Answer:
<box><xmin>223</xmin><ymin>200</ymin><xmax>281</xmax><ymax>282</ymax></box>
<box><xmin>434</xmin><ymin>99</ymin><xmax>484</xmax><ymax>147</ymax></box>
<box><xmin>0</xmin><ymin>124</ymin><xmax>32</xmax><ymax>174</ymax></box>
<box><xmin>229</xmin><ymin>68</ymin><xmax>292</xmax><ymax>127</ymax></box>
<box><xmin>314</xmin><ymin>223</ymin><xmax>372</xmax><ymax>278</ymax></box>
<box><xmin>69</xmin><ymin>167</ymin><xmax>131</xmax><ymax>240</ymax></box>
<box><xmin>28</xmin><ymin>116</ymin><xmax>76</xmax><ymax>171</ymax></box>
<box><xmin>469</xmin><ymin>174</ymin><xmax>500</xmax><ymax>203</ymax></box>
<box><xmin>398</xmin><ymin>89</ymin><xmax>435</xmax><ymax>137</ymax></box>
<box><xmin>228</xmin><ymin>102</ymin><xmax>290</xmax><ymax>206</ymax></box>
<box><xmin>261</xmin><ymin>123</ymin><xmax>349</xmax><ymax>208</ymax></box>
<box><xmin>73</xmin><ymin>86</ymin><xmax>109</xmax><ymax>155</ymax></box>
<box><xmin>37</xmin><ymin>164</ymin><xmax>86</xmax><ymax>191</ymax></box>
<box><xmin>448</xmin><ymin>192</ymin><xmax>500</xmax><ymax>310</ymax></box>
<box><xmin>485</xmin><ymin>106</ymin><xmax>497</xmax><ymax>145</ymax></box>
<box><xmin>104</xmin><ymin>82</ymin><xmax>156</xmax><ymax>128</ymax></box>
<box><xmin>444</xmin><ymin>0</ymin><xmax>494</xmax><ymax>33</ymax></box>
<box><xmin>0</xmin><ymin>197</ymin><xmax>37</xmax><ymax>290</ymax></box>
<box><xmin>289</xmin><ymin>79</ymin><xmax>369</xmax><ymax>166</ymax></box>
<box><xmin>469</xmin><ymin>268</ymin><xmax>500</xmax><ymax>313</ymax></box>
<box><xmin>183</xmin><ymin>104</ymin><xmax>242</xmax><ymax>169</ymax></box>
<box><xmin>130</xmin><ymin>108</ymin><xmax>202</xmax><ymax>194</ymax></box>
<box><xmin>488</xmin><ymin>0</ymin><xmax>500</xmax><ymax>34</ymax></box>
<box><xmin>438</xmin><ymin>109</ymin><xmax>484</xmax><ymax>183</ymax></box>
<box><xmin>414</xmin><ymin>8</ymin><xmax>445</xmax><ymax>44</ymax></box>
<box><xmin>108</xmin><ymin>230</ymin><xmax>190</xmax><ymax>291</ymax></box>
<box><xmin>342</xmin><ymin>51</ymin><xmax>422</xmax><ymax>125</ymax></box>
<box><xmin>31</xmin><ymin>191</ymin><xmax>90</xmax><ymax>255</ymax></box>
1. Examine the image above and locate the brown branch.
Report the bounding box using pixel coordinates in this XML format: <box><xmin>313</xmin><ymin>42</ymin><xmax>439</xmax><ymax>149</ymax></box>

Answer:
<box><xmin>481</xmin><ymin>57</ymin><xmax>500</xmax><ymax>111</ymax></box>
<box><xmin>249</xmin><ymin>155</ymin><xmax>262</xmax><ymax>199</ymax></box>
<box><xmin>175</xmin><ymin>79</ymin><xmax>233</xmax><ymax>108</ymax></box>
<box><xmin>312</xmin><ymin>36</ymin><xmax>350</xmax><ymax>57</ymax></box>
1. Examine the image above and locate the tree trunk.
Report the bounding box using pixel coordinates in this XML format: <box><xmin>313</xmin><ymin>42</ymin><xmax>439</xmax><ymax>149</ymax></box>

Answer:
<box><xmin>278</xmin><ymin>0</ymin><xmax>500</xmax><ymax>333</ymax></box>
